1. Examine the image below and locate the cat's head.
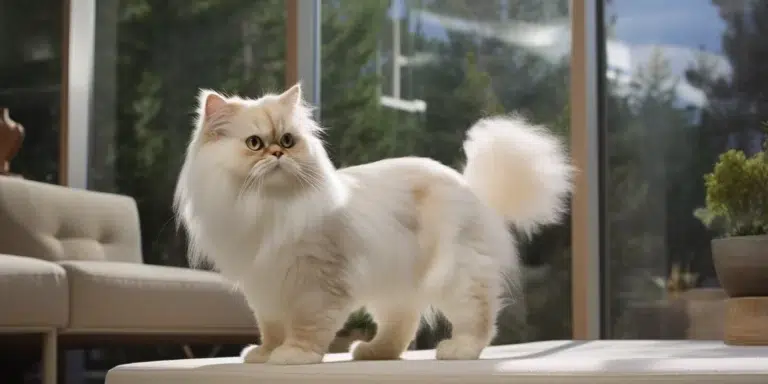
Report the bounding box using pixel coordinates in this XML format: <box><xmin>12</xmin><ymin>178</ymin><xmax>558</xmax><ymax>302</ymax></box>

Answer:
<box><xmin>187</xmin><ymin>84</ymin><xmax>331</xmax><ymax>196</ymax></box>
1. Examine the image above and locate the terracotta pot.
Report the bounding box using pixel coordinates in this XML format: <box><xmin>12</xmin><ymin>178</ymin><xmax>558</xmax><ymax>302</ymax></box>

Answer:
<box><xmin>724</xmin><ymin>297</ymin><xmax>768</xmax><ymax>345</ymax></box>
<box><xmin>712</xmin><ymin>235</ymin><xmax>768</xmax><ymax>297</ymax></box>
<box><xmin>0</xmin><ymin>108</ymin><xmax>25</xmax><ymax>174</ymax></box>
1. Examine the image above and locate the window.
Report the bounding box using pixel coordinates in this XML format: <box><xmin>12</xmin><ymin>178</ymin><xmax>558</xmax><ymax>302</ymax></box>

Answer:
<box><xmin>0</xmin><ymin>0</ymin><xmax>65</xmax><ymax>183</ymax></box>
<box><xmin>89</xmin><ymin>0</ymin><xmax>286</xmax><ymax>266</ymax></box>
<box><xmin>83</xmin><ymin>0</ymin><xmax>289</xmax><ymax>371</ymax></box>
<box><xmin>600</xmin><ymin>0</ymin><xmax>753</xmax><ymax>339</ymax></box>
<box><xmin>319</xmin><ymin>0</ymin><xmax>573</xmax><ymax>345</ymax></box>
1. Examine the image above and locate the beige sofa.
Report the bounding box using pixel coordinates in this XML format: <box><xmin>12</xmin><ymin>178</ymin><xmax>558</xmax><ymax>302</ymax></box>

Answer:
<box><xmin>0</xmin><ymin>176</ymin><xmax>258</xmax><ymax>384</ymax></box>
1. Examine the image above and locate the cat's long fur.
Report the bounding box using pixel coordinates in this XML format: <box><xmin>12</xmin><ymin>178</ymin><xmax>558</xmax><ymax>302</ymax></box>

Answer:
<box><xmin>174</xmin><ymin>84</ymin><xmax>573</xmax><ymax>365</ymax></box>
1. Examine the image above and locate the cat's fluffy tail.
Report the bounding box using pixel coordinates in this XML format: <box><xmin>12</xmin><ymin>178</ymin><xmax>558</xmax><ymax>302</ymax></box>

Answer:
<box><xmin>462</xmin><ymin>115</ymin><xmax>574</xmax><ymax>234</ymax></box>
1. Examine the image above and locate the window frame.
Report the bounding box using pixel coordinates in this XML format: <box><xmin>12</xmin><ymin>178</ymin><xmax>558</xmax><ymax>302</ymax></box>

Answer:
<box><xmin>64</xmin><ymin>0</ymin><xmax>605</xmax><ymax>341</ymax></box>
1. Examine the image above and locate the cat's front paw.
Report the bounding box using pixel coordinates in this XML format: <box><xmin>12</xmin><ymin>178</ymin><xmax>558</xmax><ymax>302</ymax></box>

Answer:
<box><xmin>267</xmin><ymin>345</ymin><xmax>324</xmax><ymax>365</ymax></box>
<box><xmin>435</xmin><ymin>338</ymin><xmax>483</xmax><ymax>360</ymax></box>
<box><xmin>241</xmin><ymin>345</ymin><xmax>272</xmax><ymax>364</ymax></box>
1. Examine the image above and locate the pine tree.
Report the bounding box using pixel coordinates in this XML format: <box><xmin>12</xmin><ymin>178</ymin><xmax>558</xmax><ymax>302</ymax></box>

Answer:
<box><xmin>680</xmin><ymin>0</ymin><xmax>768</xmax><ymax>285</ymax></box>
<box><xmin>320</xmin><ymin>0</ymin><xmax>402</xmax><ymax>166</ymax></box>
<box><xmin>403</xmin><ymin>0</ymin><xmax>574</xmax><ymax>344</ymax></box>
<box><xmin>97</xmin><ymin>0</ymin><xmax>286</xmax><ymax>268</ymax></box>
<box><xmin>605</xmin><ymin>47</ymin><xmax>697</xmax><ymax>337</ymax></box>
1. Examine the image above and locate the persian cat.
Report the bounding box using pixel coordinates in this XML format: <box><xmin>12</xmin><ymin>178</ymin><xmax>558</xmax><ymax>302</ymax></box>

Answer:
<box><xmin>174</xmin><ymin>84</ymin><xmax>573</xmax><ymax>365</ymax></box>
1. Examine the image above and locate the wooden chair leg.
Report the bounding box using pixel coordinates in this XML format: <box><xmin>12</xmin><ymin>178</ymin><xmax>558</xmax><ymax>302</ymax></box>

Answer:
<box><xmin>42</xmin><ymin>330</ymin><xmax>58</xmax><ymax>384</ymax></box>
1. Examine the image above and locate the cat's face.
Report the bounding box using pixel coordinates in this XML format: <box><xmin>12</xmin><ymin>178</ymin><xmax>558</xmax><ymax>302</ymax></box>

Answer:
<box><xmin>191</xmin><ymin>84</ymin><xmax>325</xmax><ymax>195</ymax></box>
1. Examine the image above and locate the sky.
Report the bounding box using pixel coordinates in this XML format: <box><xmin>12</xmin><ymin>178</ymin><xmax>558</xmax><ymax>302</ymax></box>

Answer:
<box><xmin>608</xmin><ymin>0</ymin><xmax>731</xmax><ymax>107</ymax></box>
<box><xmin>400</xmin><ymin>0</ymin><xmax>730</xmax><ymax>64</ymax></box>
<box><xmin>388</xmin><ymin>0</ymin><xmax>734</xmax><ymax>107</ymax></box>
<box><xmin>610</xmin><ymin>0</ymin><xmax>726</xmax><ymax>53</ymax></box>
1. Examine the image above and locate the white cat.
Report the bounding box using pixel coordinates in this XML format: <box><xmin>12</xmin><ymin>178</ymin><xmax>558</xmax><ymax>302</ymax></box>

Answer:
<box><xmin>174</xmin><ymin>84</ymin><xmax>573</xmax><ymax>365</ymax></box>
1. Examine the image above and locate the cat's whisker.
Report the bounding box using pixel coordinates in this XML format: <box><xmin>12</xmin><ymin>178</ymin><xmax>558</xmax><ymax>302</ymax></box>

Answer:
<box><xmin>255</xmin><ymin>173</ymin><xmax>266</xmax><ymax>193</ymax></box>
<box><xmin>294</xmin><ymin>160</ymin><xmax>323</xmax><ymax>180</ymax></box>
<box><xmin>236</xmin><ymin>180</ymin><xmax>248</xmax><ymax>200</ymax></box>
<box><xmin>281</xmin><ymin>159</ymin><xmax>321</xmax><ymax>192</ymax></box>
<box><xmin>237</xmin><ymin>176</ymin><xmax>250</xmax><ymax>199</ymax></box>
<box><xmin>305</xmin><ymin>174</ymin><xmax>325</xmax><ymax>192</ymax></box>
<box><xmin>294</xmin><ymin>171</ymin><xmax>310</xmax><ymax>190</ymax></box>
<box><xmin>296</xmin><ymin>167</ymin><xmax>324</xmax><ymax>192</ymax></box>
<box><xmin>238</xmin><ymin>171</ymin><xmax>258</xmax><ymax>199</ymax></box>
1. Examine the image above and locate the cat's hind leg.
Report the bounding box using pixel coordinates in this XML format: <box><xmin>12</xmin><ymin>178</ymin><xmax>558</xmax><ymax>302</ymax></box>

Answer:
<box><xmin>352</xmin><ymin>304</ymin><xmax>422</xmax><ymax>361</ymax></box>
<box><xmin>433</xmin><ymin>269</ymin><xmax>499</xmax><ymax>360</ymax></box>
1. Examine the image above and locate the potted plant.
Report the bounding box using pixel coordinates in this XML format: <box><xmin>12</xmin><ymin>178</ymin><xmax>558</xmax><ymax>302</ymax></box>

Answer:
<box><xmin>694</xmin><ymin>127</ymin><xmax>768</xmax><ymax>344</ymax></box>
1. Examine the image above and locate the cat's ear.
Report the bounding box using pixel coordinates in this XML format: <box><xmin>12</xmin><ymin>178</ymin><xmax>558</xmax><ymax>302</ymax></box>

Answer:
<box><xmin>199</xmin><ymin>89</ymin><xmax>228</xmax><ymax>120</ymax></box>
<box><xmin>278</xmin><ymin>83</ymin><xmax>302</xmax><ymax>109</ymax></box>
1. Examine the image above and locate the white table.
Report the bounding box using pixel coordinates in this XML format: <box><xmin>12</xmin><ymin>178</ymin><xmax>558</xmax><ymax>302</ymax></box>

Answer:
<box><xmin>106</xmin><ymin>340</ymin><xmax>768</xmax><ymax>383</ymax></box>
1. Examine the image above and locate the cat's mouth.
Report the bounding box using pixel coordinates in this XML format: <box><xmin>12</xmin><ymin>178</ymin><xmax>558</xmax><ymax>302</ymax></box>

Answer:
<box><xmin>264</xmin><ymin>160</ymin><xmax>284</xmax><ymax>173</ymax></box>
<box><xmin>258</xmin><ymin>160</ymin><xmax>295</xmax><ymax>180</ymax></box>
<box><xmin>247</xmin><ymin>158</ymin><xmax>301</xmax><ymax>187</ymax></box>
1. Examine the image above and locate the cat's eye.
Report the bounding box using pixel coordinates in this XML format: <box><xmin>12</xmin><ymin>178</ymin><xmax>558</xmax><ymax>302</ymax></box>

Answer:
<box><xmin>279</xmin><ymin>133</ymin><xmax>295</xmax><ymax>148</ymax></box>
<box><xmin>245</xmin><ymin>135</ymin><xmax>263</xmax><ymax>151</ymax></box>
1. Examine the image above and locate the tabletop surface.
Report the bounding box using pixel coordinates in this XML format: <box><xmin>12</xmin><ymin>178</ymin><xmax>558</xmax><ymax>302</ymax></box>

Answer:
<box><xmin>106</xmin><ymin>340</ymin><xmax>768</xmax><ymax>384</ymax></box>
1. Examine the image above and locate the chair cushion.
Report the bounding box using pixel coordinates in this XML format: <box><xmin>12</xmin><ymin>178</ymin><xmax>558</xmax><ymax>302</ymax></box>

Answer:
<box><xmin>0</xmin><ymin>254</ymin><xmax>68</xmax><ymax>328</ymax></box>
<box><xmin>0</xmin><ymin>177</ymin><xmax>142</xmax><ymax>263</ymax></box>
<box><xmin>60</xmin><ymin>261</ymin><xmax>257</xmax><ymax>332</ymax></box>
<box><xmin>105</xmin><ymin>340</ymin><xmax>768</xmax><ymax>384</ymax></box>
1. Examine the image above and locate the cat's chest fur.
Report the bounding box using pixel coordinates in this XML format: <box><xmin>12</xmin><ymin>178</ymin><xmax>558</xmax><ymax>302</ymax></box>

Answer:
<box><xmin>195</xmin><ymin>188</ymin><xmax>338</xmax><ymax>279</ymax></box>
<box><xmin>202</xmin><ymin>201</ymin><xmax>345</xmax><ymax>316</ymax></box>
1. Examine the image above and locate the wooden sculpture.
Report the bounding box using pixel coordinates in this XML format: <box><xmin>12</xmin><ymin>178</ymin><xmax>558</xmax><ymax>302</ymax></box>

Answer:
<box><xmin>0</xmin><ymin>107</ymin><xmax>25</xmax><ymax>176</ymax></box>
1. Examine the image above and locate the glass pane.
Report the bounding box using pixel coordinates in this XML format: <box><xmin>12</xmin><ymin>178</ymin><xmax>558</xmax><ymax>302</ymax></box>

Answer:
<box><xmin>320</xmin><ymin>0</ymin><xmax>572</xmax><ymax>346</ymax></box>
<box><xmin>0</xmin><ymin>1</ymin><xmax>64</xmax><ymax>183</ymax></box>
<box><xmin>86</xmin><ymin>0</ymin><xmax>287</xmax><ymax>371</ymax></box>
<box><xmin>601</xmin><ymin>0</ymin><xmax>752</xmax><ymax>339</ymax></box>
<box><xmin>89</xmin><ymin>0</ymin><xmax>285</xmax><ymax>267</ymax></box>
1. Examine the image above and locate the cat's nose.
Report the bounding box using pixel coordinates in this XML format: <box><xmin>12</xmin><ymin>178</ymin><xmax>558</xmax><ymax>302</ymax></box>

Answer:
<box><xmin>272</xmin><ymin>151</ymin><xmax>284</xmax><ymax>158</ymax></box>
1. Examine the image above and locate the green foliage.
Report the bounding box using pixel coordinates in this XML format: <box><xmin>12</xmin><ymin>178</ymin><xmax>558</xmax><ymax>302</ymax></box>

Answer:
<box><xmin>320</xmin><ymin>0</ymin><xmax>401</xmax><ymax>166</ymax></box>
<box><xmin>603</xmin><ymin>46</ymin><xmax>693</xmax><ymax>331</ymax></box>
<box><xmin>92</xmin><ymin>0</ymin><xmax>286</xmax><ymax>267</ymax></box>
<box><xmin>696</xmin><ymin>133</ymin><xmax>768</xmax><ymax>237</ymax></box>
